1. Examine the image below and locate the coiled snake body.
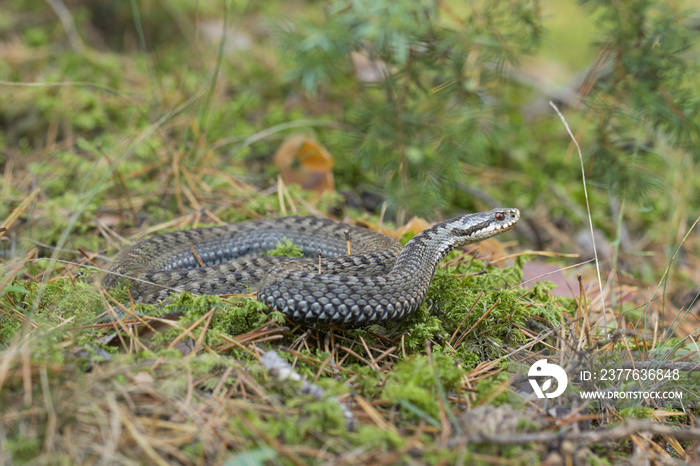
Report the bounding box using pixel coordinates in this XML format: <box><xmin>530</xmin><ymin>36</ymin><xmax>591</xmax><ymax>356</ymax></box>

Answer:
<box><xmin>104</xmin><ymin>208</ymin><xmax>519</xmax><ymax>325</ymax></box>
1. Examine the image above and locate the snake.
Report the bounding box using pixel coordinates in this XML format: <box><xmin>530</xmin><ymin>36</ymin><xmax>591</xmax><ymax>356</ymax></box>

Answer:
<box><xmin>103</xmin><ymin>208</ymin><xmax>519</xmax><ymax>325</ymax></box>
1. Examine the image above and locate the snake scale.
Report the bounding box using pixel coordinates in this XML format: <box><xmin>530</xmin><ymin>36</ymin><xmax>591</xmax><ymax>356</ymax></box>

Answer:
<box><xmin>104</xmin><ymin>208</ymin><xmax>519</xmax><ymax>325</ymax></box>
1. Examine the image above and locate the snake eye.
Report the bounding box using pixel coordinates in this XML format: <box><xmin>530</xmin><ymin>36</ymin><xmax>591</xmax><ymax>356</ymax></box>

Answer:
<box><xmin>495</xmin><ymin>212</ymin><xmax>505</xmax><ymax>221</ymax></box>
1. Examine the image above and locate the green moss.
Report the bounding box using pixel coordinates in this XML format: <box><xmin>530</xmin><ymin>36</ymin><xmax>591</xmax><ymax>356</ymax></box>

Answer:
<box><xmin>354</xmin><ymin>424</ymin><xmax>406</xmax><ymax>451</ymax></box>
<box><xmin>294</xmin><ymin>396</ymin><xmax>348</xmax><ymax>435</ymax></box>
<box><xmin>264</xmin><ymin>238</ymin><xmax>305</xmax><ymax>258</ymax></box>
<box><xmin>474</xmin><ymin>369</ymin><xmax>511</xmax><ymax>406</ymax></box>
<box><xmin>5</xmin><ymin>436</ymin><xmax>41</xmax><ymax>463</ymax></box>
<box><xmin>4</xmin><ymin>277</ymin><xmax>103</xmax><ymax>321</ymax></box>
<box><xmin>108</xmin><ymin>292</ymin><xmax>285</xmax><ymax>359</ymax></box>
<box><xmin>23</xmin><ymin>26</ymin><xmax>50</xmax><ymax>47</ymax></box>
<box><xmin>384</xmin><ymin>353</ymin><xmax>464</xmax><ymax>422</ymax></box>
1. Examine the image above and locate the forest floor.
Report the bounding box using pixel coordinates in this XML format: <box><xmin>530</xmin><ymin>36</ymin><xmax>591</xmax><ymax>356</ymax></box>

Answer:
<box><xmin>2</xmin><ymin>1</ymin><xmax>700</xmax><ymax>464</ymax></box>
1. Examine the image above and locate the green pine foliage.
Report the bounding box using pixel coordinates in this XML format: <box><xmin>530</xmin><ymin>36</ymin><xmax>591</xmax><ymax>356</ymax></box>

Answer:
<box><xmin>282</xmin><ymin>0</ymin><xmax>700</xmax><ymax>222</ymax></box>
<box><xmin>583</xmin><ymin>0</ymin><xmax>700</xmax><ymax>201</ymax></box>
<box><xmin>281</xmin><ymin>0</ymin><xmax>543</xmax><ymax>218</ymax></box>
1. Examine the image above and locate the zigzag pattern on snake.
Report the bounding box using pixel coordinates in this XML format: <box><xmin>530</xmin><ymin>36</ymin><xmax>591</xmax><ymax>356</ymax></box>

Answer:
<box><xmin>104</xmin><ymin>208</ymin><xmax>519</xmax><ymax>325</ymax></box>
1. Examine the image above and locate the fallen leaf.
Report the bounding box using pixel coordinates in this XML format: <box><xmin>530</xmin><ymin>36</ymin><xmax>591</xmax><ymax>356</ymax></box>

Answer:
<box><xmin>274</xmin><ymin>135</ymin><xmax>335</xmax><ymax>194</ymax></box>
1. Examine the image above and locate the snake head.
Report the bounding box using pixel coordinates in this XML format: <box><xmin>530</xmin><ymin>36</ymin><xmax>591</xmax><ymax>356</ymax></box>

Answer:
<box><xmin>401</xmin><ymin>207</ymin><xmax>520</xmax><ymax>267</ymax></box>
<box><xmin>448</xmin><ymin>207</ymin><xmax>520</xmax><ymax>243</ymax></box>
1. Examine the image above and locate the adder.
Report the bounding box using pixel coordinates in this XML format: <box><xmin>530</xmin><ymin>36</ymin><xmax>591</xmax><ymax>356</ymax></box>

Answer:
<box><xmin>104</xmin><ymin>208</ymin><xmax>519</xmax><ymax>325</ymax></box>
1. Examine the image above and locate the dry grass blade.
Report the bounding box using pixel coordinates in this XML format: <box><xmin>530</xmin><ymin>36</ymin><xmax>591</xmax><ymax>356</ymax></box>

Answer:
<box><xmin>450</xmin><ymin>420</ymin><xmax>700</xmax><ymax>446</ymax></box>
<box><xmin>167</xmin><ymin>306</ymin><xmax>216</xmax><ymax>351</ymax></box>
<box><xmin>448</xmin><ymin>290</ymin><xmax>482</xmax><ymax>346</ymax></box>
<box><xmin>354</xmin><ymin>395</ymin><xmax>395</xmax><ymax>432</ymax></box>
<box><xmin>190</xmin><ymin>247</ymin><xmax>205</xmax><ymax>267</ymax></box>
<box><xmin>118</xmin><ymin>405</ymin><xmax>171</xmax><ymax>466</ymax></box>
<box><xmin>0</xmin><ymin>248</ymin><xmax>38</xmax><ymax>296</ymax></box>
<box><xmin>453</xmin><ymin>299</ymin><xmax>501</xmax><ymax>348</ymax></box>
<box><xmin>550</xmin><ymin>101</ymin><xmax>609</xmax><ymax>330</ymax></box>
<box><xmin>1</xmin><ymin>188</ymin><xmax>40</xmax><ymax>236</ymax></box>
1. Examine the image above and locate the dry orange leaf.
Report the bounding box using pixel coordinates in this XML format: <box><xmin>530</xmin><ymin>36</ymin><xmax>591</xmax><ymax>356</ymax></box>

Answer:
<box><xmin>390</xmin><ymin>217</ymin><xmax>432</xmax><ymax>238</ymax></box>
<box><xmin>473</xmin><ymin>237</ymin><xmax>509</xmax><ymax>260</ymax></box>
<box><xmin>274</xmin><ymin>135</ymin><xmax>335</xmax><ymax>194</ymax></box>
<box><xmin>360</xmin><ymin>216</ymin><xmax>432</xmax><ymax>239</ymax></box>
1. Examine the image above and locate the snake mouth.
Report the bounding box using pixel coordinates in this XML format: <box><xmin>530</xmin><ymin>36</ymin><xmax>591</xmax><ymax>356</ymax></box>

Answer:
<box><xmin>497</xmin><ymin>208</ymin><xmax>520</xmax><ymax>227</ymax></box>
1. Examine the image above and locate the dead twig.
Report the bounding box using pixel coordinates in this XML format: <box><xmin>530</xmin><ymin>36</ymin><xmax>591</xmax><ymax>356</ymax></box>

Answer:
<box><xmin>448</xmin><ymin>420</ymin><xmax>700</xmax><ymax>447</ymax></box>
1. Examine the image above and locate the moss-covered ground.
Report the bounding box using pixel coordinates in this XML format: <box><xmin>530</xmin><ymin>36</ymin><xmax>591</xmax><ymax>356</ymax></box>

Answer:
<box><xmin>2</xmin><ymin>0</ymin><xmax>700</xmax><ymax>464</ymax></box>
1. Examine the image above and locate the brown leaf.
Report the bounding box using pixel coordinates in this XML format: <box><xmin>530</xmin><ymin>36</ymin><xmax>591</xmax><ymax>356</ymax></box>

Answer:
<box><xmin>358</xmin><ymin>216</ymin><xmax>432</xmax><ymax>239</ymax></box>
<box><xmin>273</xmin><ymin>135</ymin><xmax>335</xmax><ymax>194</ymax></box>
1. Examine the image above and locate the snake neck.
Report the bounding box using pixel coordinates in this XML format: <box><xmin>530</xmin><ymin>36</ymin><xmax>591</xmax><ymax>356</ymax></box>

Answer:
<box><xmin>391</xmin><ymin>222</ymin><xmax>465</xmax><ymax>279</ymax></box>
